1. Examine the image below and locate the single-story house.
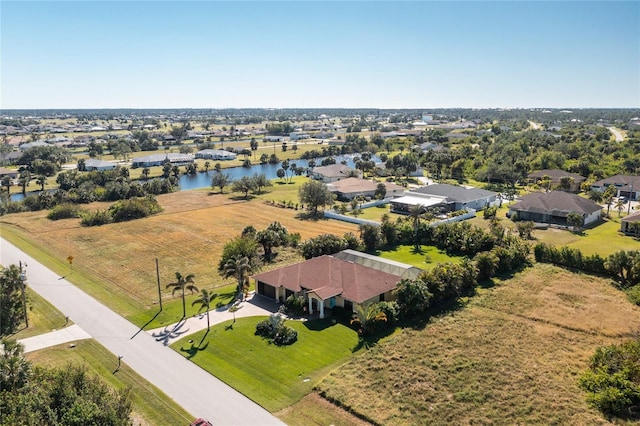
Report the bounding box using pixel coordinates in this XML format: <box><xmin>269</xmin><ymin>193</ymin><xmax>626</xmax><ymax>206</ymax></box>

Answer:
<box><xmin>310</xmin><ymin>164</ymin><xmax>361</xmax><ymax>183</ymax></box>
<box><xmin>621</xmin><ymin>210</ymin><xmax>640</xmax><ymax>234</ymax></box>
<box><xmin>527</xmin><ymin>169</ymin><xmax>586</xmax><ymax>192</ymax></box>
<box><xmin>326</xmin><ymin>177</ymin><xmax>405</xmax><ymax>201</ymax></box>
<box><xmin>263</xmin><ymin>136</ymin><xmax>284</xmax><ymax>142</ymax></box>
<box><xmin>591</xmin><ymin>175</ymin><xmax>640</xmax><ymax>201</ymax></box>
<box><xmin>195</xmin><ymin>149</ymin><xmax>237</xmax><ymax>161</ymax></box>
<box><xmin>18</xmin><ymin>141</ymin><xmax>50</xmax><ymax>151</ymax></box>
<box><xmin>131</xmin><ymin>153</ymin><xmax>194</xmax><ymax>168</ymax></box>
<box><xmin>332</xmin><ymin>249</ymin><xmax>422</xmax><ymax>280</ymax></box>
<box><xmin>84</xmin><ymin>159</ymin><xmax>117</xmax><ymax>171</ymax></box>
<box><xmin>252</xmin><ymin>253</ymin><xmax>403</xmax><ymax>318</ymax></box>
<box><xmin>390</xmin><ymin>184</ymin><xmax>498</xmax><ymax>214</ymax></box>
<box><xmin>0</xmin><ymin>167</ymin><xmax>19</xmax><ymax>181</ymax></box>
<box><xmin>415</xmin><ymin>142</ymin><xmax>446</xmax><ymax>153</ymax></box>
<box><xmin>289</xmin><ymin>132</ymin><xmax>310</xmax><ymax>141</ymax></box>
<box><xmin>508</xmin><ymin>191</ymin><xmax>602</xmax><ymax>226</ymax></box>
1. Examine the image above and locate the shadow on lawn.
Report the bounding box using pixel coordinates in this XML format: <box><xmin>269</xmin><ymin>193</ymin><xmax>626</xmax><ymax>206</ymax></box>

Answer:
<box><xmin>179</xmin><ymin>331</ymin><xmax>210</xmax><ymax>359</ymax></box>
<box><xmin>130</xmin><ymin>310</ymin><xmax>161</xmax><ymax>339</ymax></box>
<box><xmin>303</xmin><ymin>318</ymin><xmax>339</xmax><ymax>331</ymax></box>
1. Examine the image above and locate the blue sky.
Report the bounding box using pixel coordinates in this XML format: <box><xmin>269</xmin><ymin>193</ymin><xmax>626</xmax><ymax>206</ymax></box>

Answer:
<box><xmin>1</xmin><ymin>1</ymin><xmax>638</xmax><ymax>109</ymax></box>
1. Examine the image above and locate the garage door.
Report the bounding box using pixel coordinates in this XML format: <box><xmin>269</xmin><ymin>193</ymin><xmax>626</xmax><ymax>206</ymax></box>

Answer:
<box><xmin>258</xmin><ymin>281</ymin><xmax>276</xmax><ymax>299</ymax></box>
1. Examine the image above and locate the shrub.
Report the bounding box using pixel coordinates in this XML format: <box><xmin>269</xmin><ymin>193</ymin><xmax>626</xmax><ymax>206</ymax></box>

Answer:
<box><xmin>284</xmin><ymin>295</ymin><xmax>305</xmax><ymax>316</ymax></box>
<box><xmin>80</xmin><ymin>209</ymin><xmax>113</xmax><ymax>226</ymax></box>
<box><xmin>483</xmin><ymin>206</ymin><xmax>498</xmax><ymax>219</ymax></box>
<box><xmin>626</xmin><ymin>285</ymin><xmax>640</xmax><ymax>306</ymax></box>
<box><xmin>255</xmin><ymin>313</ymin><xmax>297</xmax><ymax>346</ymax></box>
<box><xmin>109</xmin><ymin>196</ymin><xmax>162</xmax><ymax>222</ymax></box>
<box><xmin>47</xmin><ymin>203</ymin><xmax>85</xmax><ymax>220</ymax></box>
<box><xmin>579</xmin><ymin>338</ymin><xmax>640</xmax><ymax>419</ymax></box>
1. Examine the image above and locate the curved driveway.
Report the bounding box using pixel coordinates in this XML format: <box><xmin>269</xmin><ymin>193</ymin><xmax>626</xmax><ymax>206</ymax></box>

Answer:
<box><xmin>0</xmin><ymin>238</ymin><xmax>284</xmax><ymax>426</ymax></box>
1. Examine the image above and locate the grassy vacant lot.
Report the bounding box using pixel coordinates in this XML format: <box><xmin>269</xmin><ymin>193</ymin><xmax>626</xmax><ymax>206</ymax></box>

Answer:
<box><xmin>26</xmin><ymin>339</ymin><xmax>192</xmax><ymax>426</ymax></box>
<box><xmin>0</xmin><ymin>184</ymin><xmax>358</xmax><ymax>322</ymax></box>
<box><xmin>170</xmin><ymin>316</ymin><xmax>360</xmax><ymax>413</ymax></box>
<box><xmin>378</xmin><ymin>244</ymin><xmax>463</xmax><ymax>269</ymax></box>
<box><xmin>316</xmin><ymin>263</ymin><xmax>640</xmax><ymax>425</ymax></box>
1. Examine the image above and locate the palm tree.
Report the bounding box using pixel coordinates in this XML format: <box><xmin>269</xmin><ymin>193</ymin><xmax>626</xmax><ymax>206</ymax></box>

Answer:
<box><xmin>35</xmin><ymin>174</ymin><xmax>47</xmax><ymax>191</ymax></box>
<box><xmin>615</xmin><ymin>199</ymin><xmax>626</xmax><ymax>217</ymax></box>
<box><xmin>192</xmin><ymin>289</ymin><xmax>216</xmax><ymax>331</ymax></box>
<box><xmin>166</xmin><ymin>272</ymin><xmax>198</xmax><ymax>318</ymax></box>
<box><xmin>223</xmin><ymin>256</ymin><xmax>252</xmax><ymax>300</ymax></box>
<box><xmin>408</xmin><ymin>204</ymin><xmax>426</xmax><ymax>249</ymax></box>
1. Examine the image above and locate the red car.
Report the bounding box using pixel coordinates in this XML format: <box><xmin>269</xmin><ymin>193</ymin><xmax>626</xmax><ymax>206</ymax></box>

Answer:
<box><xmin>190</xmin><ymin>419</ymin><xmax>213</xmax><ymax>426</ymax></box>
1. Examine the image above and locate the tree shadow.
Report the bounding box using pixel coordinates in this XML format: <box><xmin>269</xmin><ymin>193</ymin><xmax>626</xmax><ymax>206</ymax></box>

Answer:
<box><xmin>179</xmin><ymin>333</ymin><xmax>210</xmax><ymax>359</ymax></box>
<box><xmin>229</xmin><ymin>195</ymin><xmax>255</xmax><ymax>201</ymax></box>
<box><xmin>151</xmin><ymin>317</ymin><xmax>190</xmax><ymax>346</ymax></box>
<box><xmin>303</xmin><ymin>318</ymin><xmax>338</xmax><ymax>331</ymax></box>
<box><xmin>130</xmin><ymin>310</ymin><xmax>161</xmax><ymax>339</ymax></box>
<box><xmin>410</xmin><ymin>246</ymin><xmax>424</xmax><ymax>255</ymax></box>
<box><xmin>351</xmin><ymin>326</ymin><xmax>396</xmax><ymax>353</ymax></box>
<box><xmin>295</xmin><ymin>211</ymin><xmax>326</xmax><ymax>221</ymax></box>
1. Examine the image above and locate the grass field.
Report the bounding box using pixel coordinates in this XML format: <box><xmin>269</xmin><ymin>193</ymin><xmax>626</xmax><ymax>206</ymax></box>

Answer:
<box><xmin>6</xmin><ymin>288</ymin><xmax>71</xmax><ymax>340</ymax></box>
<box><xmin>170</xmin><ymin>316</ymin><xmax>360</xmax><ymax>413</ymax></box>
<box><xmin>378</xmin><ymin>244</ymin><xmax>463</xmax><ymax>269</ymax></box>
<box><xmin>315</xmin><ymin>263</ymin><xmax>639</xmax><ymax>425</ymax></box>
<box><xmin>0</xmin><ymin>184</ymin><xmax>358</xmax><ymax>319</ymax></box>
<box><xmin>25</xmin><ymin>339</ymin><xmax>193</xmax><ymax>426</ymax></box>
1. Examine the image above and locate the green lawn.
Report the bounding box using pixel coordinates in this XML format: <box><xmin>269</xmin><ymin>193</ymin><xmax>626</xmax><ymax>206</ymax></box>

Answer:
<box><xmin>7</xmin><ymin>288</ymin><xmax>71</xmax><ymax>340</ymax></box>
<box><xmin>378</xmin><ymin>245</ymin><xmax>464</xmax><ymax>269</ymax></box>
<box><xmin>26</xmin><ymin>339</ymin><xmax>193</xmax><ymax>425</ymax></box>
<box><xmin>171</xmin><ymin>316</ymin><xmax>360</xmax><ymax>412</ymax></box>
<box><xmin>127</xmin><ymin>283</ymin><xmax>237</xmax><ymax>329</ymax></box>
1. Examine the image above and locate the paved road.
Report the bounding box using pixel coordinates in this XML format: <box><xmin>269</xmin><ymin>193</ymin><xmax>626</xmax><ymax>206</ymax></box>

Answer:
<box><xmin>608</xmin><ymin>127</ymin><xmax>624</xmax><ymax>142</ymax></box>
<box><xmin>0</xmin><ymin>238</ymin><xmax>284</xmax><ymax>426</ymax></box>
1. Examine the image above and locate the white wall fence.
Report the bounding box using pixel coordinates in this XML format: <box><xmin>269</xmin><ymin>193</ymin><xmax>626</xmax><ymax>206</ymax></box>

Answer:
<box><xmin>324</xmin><ymin>205</ymin><xmax>477</xmax><ymax>227</ymax></box>
<box><xmin>430</xmin><ymin>208</ymin><xmax>477</xmax><ymax>227</ymax></box>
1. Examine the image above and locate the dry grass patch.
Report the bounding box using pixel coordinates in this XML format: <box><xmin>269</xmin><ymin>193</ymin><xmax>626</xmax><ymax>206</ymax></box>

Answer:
<box><xmin>316</xmin><ymin>264</ymin><xmax>639</xmax><ymax>425</ymax></box>
<box><xmin>275</xmin><ymin>392</ymin><xmax>371</xmax><ymax>426</ymax></box>
<box><xmin>0</xmin><ymin>190</ymin><xmax>357</xmax><ymax>316</ymax></box>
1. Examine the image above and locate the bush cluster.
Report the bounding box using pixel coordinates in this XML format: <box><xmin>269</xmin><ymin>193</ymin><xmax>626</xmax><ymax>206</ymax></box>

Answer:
<box><xmin>533</xmin><ymin>243</ymin><xmax>606</xmax><ymax>275</ymax></box>
<box><xmin>579</xmin><ymin>338</ymin><xmax>640</xmax><ymax>419</ymax></box>
<box><xmin>255</xmin><ymin>313</ymin><xmax>298</xmax><ymax>346</ymax></box>
<box><xmin>47</xmin><ymin>203</ymin><xmax>86</xmax><ymax>220</ymax></box>
<box><xmin>80</xmin><ymin>196</ymin><xmax>162</xmax><ymax>227</ymax></box>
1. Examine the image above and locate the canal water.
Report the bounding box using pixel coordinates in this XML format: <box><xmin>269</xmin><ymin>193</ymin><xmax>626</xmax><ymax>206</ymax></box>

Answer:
<box><xmin>10</xmin><ymin>154</ymin><xmax>377</xmax><ymax>200</ymax></box>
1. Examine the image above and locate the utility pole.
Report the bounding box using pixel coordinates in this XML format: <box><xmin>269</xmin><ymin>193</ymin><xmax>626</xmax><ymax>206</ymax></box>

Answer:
<box><xmin>19</xmin><ymin>261</ymin><xmax>28</xmax><ymax>328</ymax></box>
<box><xmin>156</xmin><ymin>258</ymin><xmax>163</xmax><ymax>311</ymax></box>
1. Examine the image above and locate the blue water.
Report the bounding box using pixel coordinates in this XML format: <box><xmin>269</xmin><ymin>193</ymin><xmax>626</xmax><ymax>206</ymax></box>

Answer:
<box><xmin>9</xmin><ymin>154</ymin><xmax>377</xmax><ymax>200</ymax></box>
<box><xmin>178</xmin><ymin>154</ymin><xmax>376</xmax><ymax>191</ymax></box>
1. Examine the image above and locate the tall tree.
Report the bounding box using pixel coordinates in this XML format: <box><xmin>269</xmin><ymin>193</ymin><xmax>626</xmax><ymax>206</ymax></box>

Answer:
<box><xmin>408</xmin><ymin>204</ymin><xmax>426</xmax><ymax>250</ymax></box>
<box><xmin>211</xmin><ymin>172</ymin><xmax>232</xmax><ymax>194</ymax></box>
<box><xmin>166</xmin><ymin>272</ymin><xmax>198</xmax><ymax>318</ymax></box>
<box><xmin>0</xmin><ymin>265</ymin><xmax>26</xmax><ymax>336</ymax></box>
<box><xmin>223</xmin><ymin>256</ymin><xmax>253</xmax><ymax>300</ymax></box>
<box><xmin>35</xmin><ymin>174</ymin><xmax>47</xmax><ymax>191</ymax></box>
<box><xmin>298</xmin><ymin>180</ymin><xmax>334</xmax><ymax>215</ymax></box>
<box><xmin>192</xmin><ymin>289</ymin><xmax>216</xmax><ymax>331</ymax></box>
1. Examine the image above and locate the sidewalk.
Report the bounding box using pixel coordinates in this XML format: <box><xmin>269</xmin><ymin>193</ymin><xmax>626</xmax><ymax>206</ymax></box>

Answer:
<box><xmin>19</xmin><ymin>324</ymin><xmax>92</xmax><ymax>353</ymax></box>
<box><xmin>148</xmin><ymin>292</ymin><xmax>280</xmax><ymax>346</ymax></box>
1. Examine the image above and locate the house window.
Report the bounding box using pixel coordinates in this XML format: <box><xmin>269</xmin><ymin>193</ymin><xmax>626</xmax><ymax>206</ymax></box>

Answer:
<box><xmin>379</xmin><ymin>294</ymin><xmax>385</xmax><ymax>302</ymax></box>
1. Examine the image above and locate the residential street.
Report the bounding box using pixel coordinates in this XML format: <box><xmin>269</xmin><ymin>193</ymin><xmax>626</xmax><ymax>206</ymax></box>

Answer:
<box><xmin>0</xmin><ymin>238</ymin><xmax>285</xmax><ymax>426</ymax></box>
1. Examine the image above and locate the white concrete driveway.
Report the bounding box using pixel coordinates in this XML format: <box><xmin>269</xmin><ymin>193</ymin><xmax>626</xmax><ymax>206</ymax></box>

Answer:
<box><xmin>0</xmin><ymin>238</ymin><xmax>284</xmax><ymax>426</ymax></box>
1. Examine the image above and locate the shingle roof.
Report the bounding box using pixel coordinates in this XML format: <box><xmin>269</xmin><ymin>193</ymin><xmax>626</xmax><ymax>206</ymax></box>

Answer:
<box><xmin>412</xmin><ymin>184</ymin><xmax>496</xmax><ymax>203</ymax></box>
<box><xmin>312</xmin><ymin>164</ymin><xmax>353</xmax><ymax>178</ymax></box>
<box><xmin>251</xmin><ymin>255</ymin><xmax>401</xmax><ymax>304</ymax></box>
<box><xmin>510</xmin><ymin>191</ymin><xmax>602</xmax><ymax>217</ymax></box>
<box><xmin>622</xmin><ymin>210</ymin><xmax>640</xmax><ymax>223</ymax></box>
<box><xmin>327</xmin><ymin>177</ymin><xmax>404</xmax><ymax>194</ymax></box>
<box><xmin>592</xmin><ymin>175</ymin><xmax>640</xmax><ymax>191</ymax></box>
<box><xmin>528</xmin><ymin>169</ymin><xmax>586</xmax><ymax>182</ymax></box>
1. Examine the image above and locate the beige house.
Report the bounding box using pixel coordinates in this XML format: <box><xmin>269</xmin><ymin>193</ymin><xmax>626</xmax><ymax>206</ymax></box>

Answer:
<box><xmin>252</xmin><ymin>254</ymin><xmax>405</xmax><ymax>319</ymax></box>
